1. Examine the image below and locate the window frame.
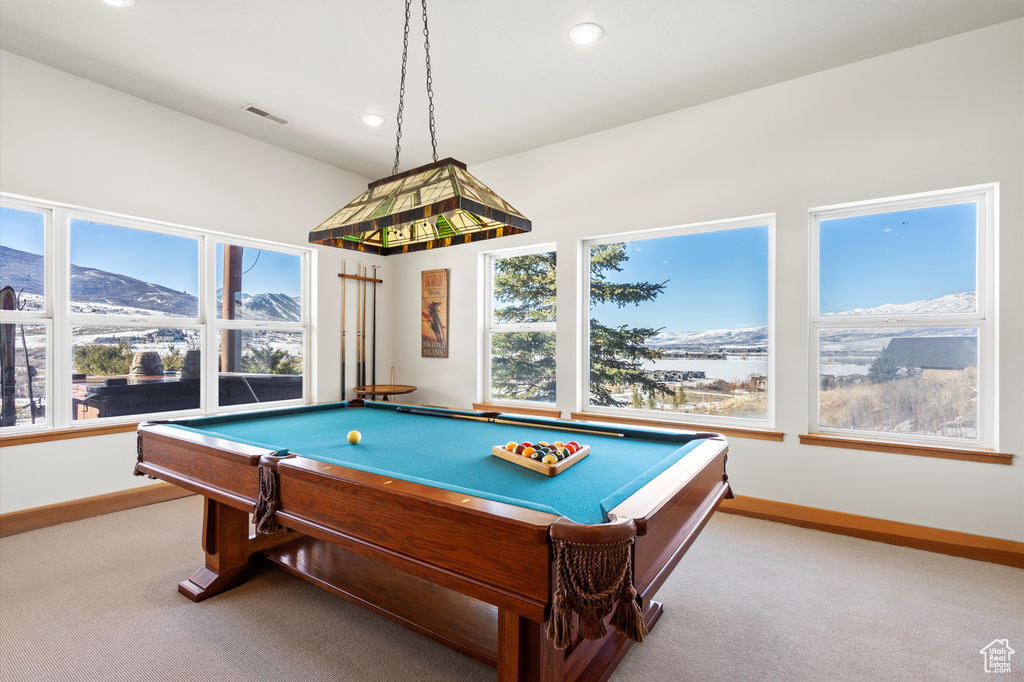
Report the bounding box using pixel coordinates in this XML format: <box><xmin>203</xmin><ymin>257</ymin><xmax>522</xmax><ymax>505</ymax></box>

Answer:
<box><xmin>207</xmin><ymin>236</ymin><xmax>311</xmax><ymax>414</ymax></box>
<box><xmin>580</xmin><ymin>214</ymin><xmax>776</xmax><ymax>429</ymax></box>
<box><xmin>0</xmin><ymin>199</ymin><xmax>54</xmax><ymax>428</ymax></box>
<box><xmin>808</xmin><ymin>184</ymin><xmax>998</xmax><ymax>449</ymax></box>
<box><xmin>0</xmin><ymin>192</ymin><xmax>314</xmax><ymax>433</ymax></box>
<box><xmin>480</xmin><ymin>242</ymin><xmax>558</xmax><ymax>408</ymax></box>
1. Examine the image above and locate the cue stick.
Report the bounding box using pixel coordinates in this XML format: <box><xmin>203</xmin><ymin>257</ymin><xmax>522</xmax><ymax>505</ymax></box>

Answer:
<box><xmin>372</xmin><ymin>264</ymin><xmax>377</xmax><ymax>387</ymax></box>
<box><xmin>341</xmin><ymin>259</ymin><xmax>347</xmax><ymax>399</ymax></box>
<box><xmin>394</xmin><ymin>407</ymin><xmax>626</xmax><ymax>438</ymax></box>
<box><xmin>356</xmin><ymin>261</ymin><xmax>362</xmax><ymax>388</ymax></box>
<box><xmin>361</xmin><ymin>264</ymin><xmax>368</xmax><ymax>387</ymax></box>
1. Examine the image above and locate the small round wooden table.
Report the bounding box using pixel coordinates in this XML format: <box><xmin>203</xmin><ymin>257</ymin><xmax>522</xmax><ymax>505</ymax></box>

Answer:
<box><xmin>353</xmin><ymin>384</ymin><xmax>417</xmax><ymax>402</ymax></box>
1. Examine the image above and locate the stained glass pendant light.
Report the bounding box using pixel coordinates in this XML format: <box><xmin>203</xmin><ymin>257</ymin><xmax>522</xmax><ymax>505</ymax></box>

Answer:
<box><xmin>310</xmin><ymin>0</ymin><xmax>531</xmax><ymax>256</ymax></box>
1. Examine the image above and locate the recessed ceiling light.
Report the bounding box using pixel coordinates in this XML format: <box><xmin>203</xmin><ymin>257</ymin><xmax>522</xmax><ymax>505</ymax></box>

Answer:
<box><xmin>360</xmin><ymin>113</ymin><xmax>386</xmax><ymax>127</ymax></box>
<box><xmin>104</xmin><ymin>0</ymin><xmax>136</xmax><ymax>7</ymax></box>
<box><xmin>568</xmin><ymin>23</ymin><xmax>603</xmax><ymax>46</ymax></box>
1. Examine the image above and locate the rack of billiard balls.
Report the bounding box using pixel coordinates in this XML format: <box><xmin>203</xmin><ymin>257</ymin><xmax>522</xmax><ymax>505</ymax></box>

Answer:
<box><xmin>491</xmin><ymin>439</ymin><xmax>590</xmax><ymax>476</ymax></box>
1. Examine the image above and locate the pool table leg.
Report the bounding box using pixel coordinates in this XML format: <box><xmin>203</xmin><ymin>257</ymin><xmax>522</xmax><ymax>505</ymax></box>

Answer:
<box><xmin>178</xmin><ymin>498</ymin><xmax>262</xmax><ymax>602</ymax></box>
<box><xmin>497</xmin><ymin>610</ymin><xmax>564</xmax><ymax>682</ymax></box>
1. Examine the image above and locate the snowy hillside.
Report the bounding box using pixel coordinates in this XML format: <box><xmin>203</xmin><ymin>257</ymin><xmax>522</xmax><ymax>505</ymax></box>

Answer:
<box><xmin>216</xmin><ymin>291</ymin><xmax>302</xmax><ymax>322</ymax></box>
<box><xmin>822</xmin><ymin>292</ymin><xmax>976</xmax><ymax>317</ymax></box>
<box><xmin>0</xmin><ymin>245</ymin><xmax>300</xmax><ymax>321</ymax></box>
<box><xmin>652</xmin><ymin>327</ymin><xmax>767</xmax><ymax>349</ymax></box>
<box><xmin>649</xmin><ymin>292</ymin><xmax>976</xmax><ymax>351</ymax></box>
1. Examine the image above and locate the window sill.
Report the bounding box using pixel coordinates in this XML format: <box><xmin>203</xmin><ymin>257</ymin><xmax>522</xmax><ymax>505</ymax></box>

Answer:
<box><xmin>0</xmin><ymin>422</ymin><xmax>141</xmax><ymax>447</ymax></box>
<box><xmin>0</xmin><ymin>400</ymin><xmax>311</xmax><ymax>448</ymax></box>
<box><xmin>473</xmin><ymin>402</ymin><xmax>561</xmax><ymax>419</ymax></box>
<box><xmin>569</xmin><ymin>411</ymin><xmax>784</xmax><ymax>442</ymax></box>
<box><xmin>798</xmin><ymin>433</ymin><xmax>1012</xmax><ymax>465</ymax></box>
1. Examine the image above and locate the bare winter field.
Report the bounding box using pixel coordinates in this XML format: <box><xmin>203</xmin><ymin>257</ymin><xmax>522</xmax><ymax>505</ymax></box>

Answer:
<box><xmin>818</xmin><ymin>368</ymin><xmax>977</xmax><ymax>438</ymax></box>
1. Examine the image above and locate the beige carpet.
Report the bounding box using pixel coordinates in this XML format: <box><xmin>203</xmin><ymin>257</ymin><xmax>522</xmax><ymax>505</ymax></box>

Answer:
<box><xmin>0</xmin><ymin>496</ymin><xmax>1021</xmax><ymax>681</ymax></box>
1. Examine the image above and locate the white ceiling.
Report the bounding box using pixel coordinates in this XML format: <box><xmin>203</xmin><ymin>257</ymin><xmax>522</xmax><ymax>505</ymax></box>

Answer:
<box><xmin>2</xmin><ymin>1</ymin><xmax>1021</xmax><ymax>179</ymax></box>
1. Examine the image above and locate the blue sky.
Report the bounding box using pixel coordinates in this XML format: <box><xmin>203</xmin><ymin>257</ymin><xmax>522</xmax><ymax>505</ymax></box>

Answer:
<box><xmin>591</xmin><ymin>225</ymin><xmax>770</xmax><ymax>332</ymax></box>
<box><xmin>1</xmin><ymin>210</ymin><xmax>299</xmax><ymax>297</ymax></box>
<box><xmin>70</xmin><ymin>220</ymin><xmax>199</xmax><ymax>294</ymax></box>
<box><xmin>819</xmin><ymin>202</ymin><xmax>976</xmax><ymax>314</ymax></box>
<box><xmin>216</xmin><ymin>243</ymin><xmax>300</xmax><ymax>297</ymax></box>
<box><xmin>1</xmin><ymin>207</ymin><xmax>45</xmax><ymax>254</ymax></box>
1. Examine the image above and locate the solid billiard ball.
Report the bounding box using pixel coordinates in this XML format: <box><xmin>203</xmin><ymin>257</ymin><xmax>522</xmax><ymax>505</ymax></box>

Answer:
<box><xmin>553</xmin><ymin>441</ymin><xmax>564</xmax><ymax>448</ymax></box>
<box><xmin>522</xmin><ymin>447</ymin><xmax>536</xmax><ymax>458</ymax></box>
<box><xmin>538</xmin><ymin>441</ymin><xmax>549</xmax><ymax>448</ymax></box>
<box><xmin>505</xmin><ymin>441</ymin><xmax>518</xmax><ymax>452</ymax></box>
<box><xmin>541</xmin><ymin>454</ymin><xmax>558</xmax><ymax>464</ymax></box>
<box><xmin>567</xmin><ymin>441</ymin><xmax>579</xmax><ymax>449</ymax></box>
<box><xmin>514</xmin><ymin>444</ymin><xmax>526</xmax><ymax>455</ymax></box>
<box><xmin>559</xmin><ymin>447</ymin><xmax>570</xmax><ymax>457</ymax></box>
<box><xmin>531</xmin><ymin>451</ymin><xmax>543</xmax><ymax>460</ymax></box>
<box><xmin>347</xmin><ymin>430</ymin><xmax>361</xmax><ymax>444</ymax></box>
<box><xmin>521</xmin><ymin>442</ymin><xmax>532</xmax><ymax>448</ymax></box>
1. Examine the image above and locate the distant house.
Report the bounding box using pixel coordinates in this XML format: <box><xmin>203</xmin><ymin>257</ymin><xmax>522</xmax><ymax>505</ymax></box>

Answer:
<box><xmin>884</xmin><ymin>336</ymin><xmax>977</xmax><ymax>370</ymax></box>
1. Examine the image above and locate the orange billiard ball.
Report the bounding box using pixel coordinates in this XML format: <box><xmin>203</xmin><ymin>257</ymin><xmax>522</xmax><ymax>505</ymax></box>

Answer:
<box><xmin>522</xmin><ymin>447</ymin><xmax>536</xmax><ymax>458</ymax></box>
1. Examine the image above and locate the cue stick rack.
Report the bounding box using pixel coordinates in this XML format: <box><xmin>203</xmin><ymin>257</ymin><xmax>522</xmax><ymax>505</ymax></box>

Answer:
<box><xmin>338</xmin><ymin>264</ymin><xmax>383</xmax><ymax>400</ymax></box>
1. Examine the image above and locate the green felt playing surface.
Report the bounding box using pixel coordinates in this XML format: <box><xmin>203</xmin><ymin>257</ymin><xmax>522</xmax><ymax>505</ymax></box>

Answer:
<box><xmin>169</xmin><ymin>403</ymin><xmax>705</xmax><ymax>525</ymax></box>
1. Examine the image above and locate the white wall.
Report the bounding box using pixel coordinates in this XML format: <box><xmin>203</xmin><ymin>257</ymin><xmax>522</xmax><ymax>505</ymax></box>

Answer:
<box><xmin>0</xmin><ymin>51</ymin><xmax>384</xmax><ymax>512</ymax></box>
<box><xmin>389</xmin><ymin>21</ymin><xmax>1024</xmax><ymax>541</ymax></box>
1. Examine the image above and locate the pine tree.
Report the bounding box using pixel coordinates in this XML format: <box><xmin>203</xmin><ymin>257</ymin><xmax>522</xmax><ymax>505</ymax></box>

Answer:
<box><xmin>631</xmin><ymin>385</ymin><xmax>643</xmax><ymax>409</ymax></box>
<box><xmin>868</xmin><ymin>344</ymin><xmax>901</xmax><ymax>383</ymax></box>
<box><xmin>645</xmin><ymin>391</ymin><xmax>658</xmax><ymax>410</ymax></box>
<box><xmin>162</xmin><ymin>346</ymin><xmax>184</xmax><ymax>371</ymax></box>
<box><xmin>491</xmin><ymin>252</ymin><xmax>557</xmax><ymax>401</ymax></box>
<box><xmin>673</xmin><ymin>385</ymin><xmax>686</xmax><ymax>409</ymax></box>
<box><xmin>241</xmin><ymin>343</ymin><xmax>302</xmax><ymax>375</ymax></box>
<box><xmin>73</xmin><ymin>340</ymin><xmax>132</xmax><ymax>376</ymax></box>
<box><xmin>489</xmin><ymin>245</ymin><xmax>669</xmax><ymax>405</ymax></box>
<box><xmin>588</xmin><ymin>244</ymin><xmax>670</xmax><ymax>406</ymax></box>
<box><xmin>904</xmin><ymin>349</ymin><xmax>922</xmax><ymax>378</ymax></box>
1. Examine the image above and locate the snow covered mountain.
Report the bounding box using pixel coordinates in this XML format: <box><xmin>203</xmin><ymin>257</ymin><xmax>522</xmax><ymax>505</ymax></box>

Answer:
<box><xmin>216</xmin><ymin>290</ymin><xmax>302</xmax><ymax>322</ymax></box>
<box><xmin>649</xmin><ymin>292</ymin><xmax>976</xmax><ymax>350</ymax></box>
<box><xmin>0</xmin><ymin>246</ymin><xmax>45</xmax><ymax>296</ymax></box>
<box><xmin>822</xmin><ymin>291</ymin><xmax>976</xmax><ymax>317</ymax></box>
<box><xmin>0</xmin><ymin>245</ymin><xmax>299</xmax><ymax>321</ymax></box>
<box><xmin>652</xmin><ymin>327</ymin><xmax>768</xmax><ymax>350</ymax></box>
<box><xmin>71</xmin><ymin>263</ymin><xmax>198</xmax><ymax>317</ymax></box>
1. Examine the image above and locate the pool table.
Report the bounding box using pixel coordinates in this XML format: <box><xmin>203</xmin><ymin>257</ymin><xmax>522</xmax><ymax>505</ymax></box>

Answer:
<box><xmin>135</xmin><ymin>401</ymin><xmax>731</xmax><ymax>682</ymax></box>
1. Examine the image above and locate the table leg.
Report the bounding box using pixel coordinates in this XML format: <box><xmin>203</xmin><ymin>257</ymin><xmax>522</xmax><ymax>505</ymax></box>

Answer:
<box><xmin>497</xmin><ymin>610</ymin><xmax>565</xmax><ymax>682</ymax></box>
<box><xmin>178</xmin><ymin>497</ymin><xmax>261</xmax><ymax>602</ymax></box>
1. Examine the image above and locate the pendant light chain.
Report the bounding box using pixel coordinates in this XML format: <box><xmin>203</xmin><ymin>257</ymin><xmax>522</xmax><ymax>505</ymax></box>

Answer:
<box><xmin>421</xmin><ymin>0</ymin><xmax>438</xmax><ymax>163</ymax></box>
<box><xmin>392</xmin><ymin>0</ymin><xmax>412</xmax><ymax>175</ymax></box>
<box><xmin>392</xmin><ymin>0</ymin><xmax>439</xmax><ymax>175</ymax></box>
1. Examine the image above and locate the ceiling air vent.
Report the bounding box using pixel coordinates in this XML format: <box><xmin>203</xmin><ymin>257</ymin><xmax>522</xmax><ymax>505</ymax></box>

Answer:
<box><xmin>242</xmin><ymin>104</ymin><xmax>290</xmax><ymax>125</ymax></box>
